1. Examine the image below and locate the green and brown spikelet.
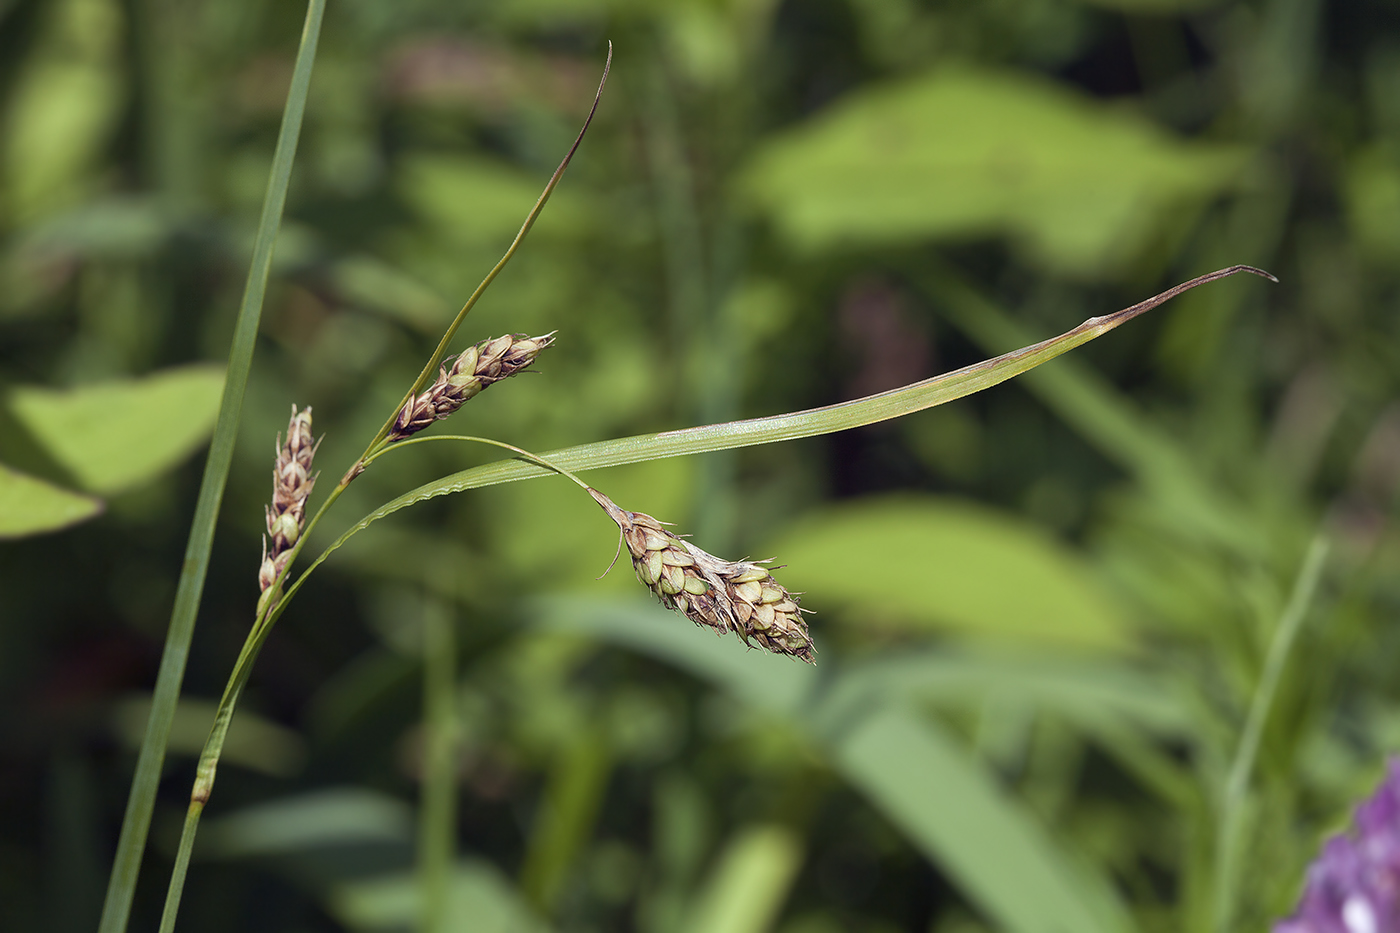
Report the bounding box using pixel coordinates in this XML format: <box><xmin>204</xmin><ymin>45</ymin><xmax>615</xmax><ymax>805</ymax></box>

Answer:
<box><xmin>259</xmin><ymin>406</ymin><xmax>317</xmax><ymax>609</ymax></box>
<box><xmin>588</xmin><ymin>488</ymin><xmax>815</xmax><ymax>663</ymax></box>
<box><xmin>388</xmin><ymin>333</ymin><xmax>555</xmax><ymax>442</ymax></box>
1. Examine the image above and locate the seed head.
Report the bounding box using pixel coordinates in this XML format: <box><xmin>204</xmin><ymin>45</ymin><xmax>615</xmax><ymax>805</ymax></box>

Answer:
<box><xmin>259</xmin><ymin>406</ymin><xmax>318</xmax><ymax>605</ymax></box>
<box><xmin>589</xmin><ymin>488</ymin><xmax>815</xmax><ymax>663</ymax></box>
<box><xmin>389</xmin><ymin>332</ymin><xmax>556</xmax><ymax>442</ymax></box>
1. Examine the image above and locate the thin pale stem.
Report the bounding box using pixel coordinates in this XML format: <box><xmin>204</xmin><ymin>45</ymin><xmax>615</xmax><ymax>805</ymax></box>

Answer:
<box><xmin>158</xmin><ymin>675</ymin><xmax>248</xmax><ymax>933</ymax></box>
<box><xmin>1213</xmin><ymin>534</ymin><xmax>1329</xmax><ymax>932</ymax></box>
<box><xmin>365</xmin><ymin>434</ymin><xmax>592</xmax><ymax>491</ymax></box>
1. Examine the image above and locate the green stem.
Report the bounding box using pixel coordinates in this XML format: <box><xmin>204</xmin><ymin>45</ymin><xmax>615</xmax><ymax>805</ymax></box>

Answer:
<box><xmin>342</xmin><ymin>44</ymin><xmax>612</xmax><ymax>484</ymax></box>
<box><xmin>1212</xmin><ymin>534</ymin><xmax>1329</xmax><ymax>933</ymax></box>
<box><xmin>96</xmin><ymin>2</ymin><xmax>325</xmax><ymax>931</ymax></box>
<box><xmin>365</xmin><ymin>434</ymin><xmax>592</xmax><ymax>491</ymax></box>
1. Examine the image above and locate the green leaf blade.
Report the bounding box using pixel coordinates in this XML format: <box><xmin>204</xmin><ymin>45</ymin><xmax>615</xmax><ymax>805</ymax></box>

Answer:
<box><xmin>0</xmin><ymin>462</ymin><xmax>103</xmax><ymax>537</ymax></box>
<box><xmin>740</xmin><ymin>67</ymin><xmax>1250</xmax><ymax>276</ymax></box>
<box><xmin>9</xmin><ymin>364</ymin><xmax>225</xmax><ymax>494</ymax></box>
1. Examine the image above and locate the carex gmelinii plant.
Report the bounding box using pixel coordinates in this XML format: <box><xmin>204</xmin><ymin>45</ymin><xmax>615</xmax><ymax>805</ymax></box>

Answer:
<box><xmin>133</xmin><ymin>39</ymin><xmax>1289</xmax><ymax>933</ymax></box>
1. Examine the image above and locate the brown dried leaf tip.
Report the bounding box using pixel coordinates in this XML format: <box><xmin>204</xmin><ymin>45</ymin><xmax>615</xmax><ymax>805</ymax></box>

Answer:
<box><xmin>388</xmin><ymin>333</ymin><xmax>556</xmax><ymax>442</ymax></box>
<box><xmin>588</xmin><ymin>488</ymin><xmax>815</xmax><ymax>664</ymax></box>
<box><xmin>259</xmin><ymin>406</ymin><xmax>318</xmax><ymax>598</ymax></box>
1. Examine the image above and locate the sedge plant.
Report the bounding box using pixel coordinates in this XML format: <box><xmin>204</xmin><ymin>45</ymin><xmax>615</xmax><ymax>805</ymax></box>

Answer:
<box><xmin>94</xmin><ymin>25</ymin><xmax>1285</xmax><ymax>933</ymax></box>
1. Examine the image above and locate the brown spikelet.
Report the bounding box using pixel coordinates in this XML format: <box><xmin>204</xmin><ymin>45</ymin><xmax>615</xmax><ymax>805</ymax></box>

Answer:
<box><xmin>588</xmin><ymin>488</ymin><xmax>815</xmax><ymax>663</ymax></box>
<box><xmin>259</xmin><ymin>406</ymin><xmax>318</xmax><ymax>607</ymax></box>
<box><xmin>388</xmin><ymin>332</ymin><xmax>556</xmax><ymax>442</ymax></box>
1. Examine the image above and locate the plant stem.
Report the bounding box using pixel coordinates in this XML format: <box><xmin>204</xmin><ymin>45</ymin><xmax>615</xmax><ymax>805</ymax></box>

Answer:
<box><xmin>1212</xmin><ymin>534</ymin><xmax>1329</xmax><ymax>933</ymax></box>
<box><xmin>96</xmin><ymin>2</ymin><xmax>325</xmax><ymax>930</ymax></box>
<box><xmin>342</xmin><ymin>43</ymin><xmax>612</xmax><ymax>485</ymax></box>
<box><xmin>364</xmin><ymin>434</ymin><xmax>592</xmax><ymax>492</ymax></box>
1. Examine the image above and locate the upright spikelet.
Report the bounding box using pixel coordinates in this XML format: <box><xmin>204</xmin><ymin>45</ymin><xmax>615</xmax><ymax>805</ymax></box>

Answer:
<box><xmin>259</xmin><ymin>406</ymin><xmax>317</xmax><ymax>610</ymax></box>
<box><xmin>389</xmin><ymin>333</ymin><xmax>556</xmax><ymax>442</ymax></box>
<box><xmin>588</xmin><ymin>488</ymin><xmax>815</xmax><ymax>663</ymax></box>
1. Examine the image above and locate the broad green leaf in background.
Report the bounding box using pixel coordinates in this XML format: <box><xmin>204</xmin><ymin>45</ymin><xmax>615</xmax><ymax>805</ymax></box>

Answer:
<box><xmin>1345</xmin><ymin>145</ymin><xmax>1400</xmax><ymax>259</ymax></box>
<box><xmin>198</xmin><ymin>788</ymin><xmax>412</xmax><ymax>860</ymax></box>
<box><xmin>540</xmin><ymin>599</ymin><xmax>1132</xmax><ymax>933</ymax></box>
<box><xmin>739</xmin><ymin>67</ymin><xmax>1249</xmax><ymax>276</ymax></box>
<box><xmin>329</xmin><ymin>860</ymin><xmax>552</xmax><ymax>933</ymax></box>
<box><xmin>398</xmin><ymin>154</ymin><xmax>589</xmax><ymax>245</ymax></box>
<box><xmin>768</xmin><ymin>495</ymin><xmax>1130</xmax><ymax>650</ymax></box>
<box><xmin>0</xmin><ymin>461</ymin><xmax>103</xmax><ymax>537</ymax></box>
<box><xmin>110</xmin><ymin>695</ymin><xmax>306</xmax><ymax>778</ymax></box>
<box><xmin>8</xmin><ymin>363</ymin><xmax>224</xmax><ymax>494</ymax></box>
<box><xmin>1</xmin><ymin>0</ymin><xmax>127</xmax><ymax>225</ymax></box>
<box><xmin>823</xmin><ymin>651</ymin><xmax>1190</xmax><ymax>738</ymax></box>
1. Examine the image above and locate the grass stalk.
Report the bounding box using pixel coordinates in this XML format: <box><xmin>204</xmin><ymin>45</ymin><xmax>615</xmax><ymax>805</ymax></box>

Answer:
<box><xmin>145</xmin><ymin>44</ymin><xmax>612</xmax><ymax>933</ymax></box>
<box><xmin>1212</xmin><ymin>533</ymin><xmax>1330</xmax><ymax>932</ymax></box>
<box><xmin>95</xmin><ymin>2</ymin><xmax>325</xmax><ymax>930</ymax></box>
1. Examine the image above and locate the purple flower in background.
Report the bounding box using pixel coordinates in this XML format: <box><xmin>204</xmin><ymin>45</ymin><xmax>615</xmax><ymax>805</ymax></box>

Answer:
<box><xmin>1275</xmin><ymin>759</ymin><xmax>1400</xmax><ymax>933</ymax></box>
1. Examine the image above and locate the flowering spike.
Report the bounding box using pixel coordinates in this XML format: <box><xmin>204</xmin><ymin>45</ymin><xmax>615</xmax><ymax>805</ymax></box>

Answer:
<box><xmin>588</xmin><ymin>487</ymin><xmax>815</xmax><ymax>663</ymax></box>
<box><xmin>258</xmin><ymin>406</ymin><xmax>317</xmax><ymax>613</ymax></box>
<box><xmin>389</xmin><ymin>332</ymin><xmax>556</xmax><ymax>442</ymax></box>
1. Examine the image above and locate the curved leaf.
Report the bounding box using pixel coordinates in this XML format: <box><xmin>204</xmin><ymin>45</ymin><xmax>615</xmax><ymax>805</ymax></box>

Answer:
<box><xmin>0</xmin><ymin>461</ymin><xmax>103</xmax><ymax>537</ymax></box>
<box><xmin>9</xmin><ymin>363</ymin><xmax>224</xmax><ymax>494</ymax></box>
<box><xmin>305</xmin><ymin>268</ymin><xmax>1267</xmax><ymax>581</ymax></box>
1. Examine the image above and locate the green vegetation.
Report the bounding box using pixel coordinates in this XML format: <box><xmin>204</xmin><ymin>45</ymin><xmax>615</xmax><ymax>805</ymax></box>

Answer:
<box><xmin>1</xmin><ymin>1</ymin><xmax>1396</xmax><ymax>933</ymax></box>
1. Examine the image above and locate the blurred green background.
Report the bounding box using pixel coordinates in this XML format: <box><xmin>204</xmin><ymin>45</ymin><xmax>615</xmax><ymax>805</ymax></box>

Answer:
<box><xmin>3</xmin><ymin>0</ymin><xmax>1400</xmax><ymax>931</ymax></box>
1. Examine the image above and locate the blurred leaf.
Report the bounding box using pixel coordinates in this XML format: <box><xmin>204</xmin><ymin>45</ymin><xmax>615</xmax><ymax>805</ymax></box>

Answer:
<box><xmin>1</xmin><ymin>0</ymin><xmax>127</xmax><ymax>224</ymax></box>
<box><xmin>199</xmin><ymin>788</ymin><xmax>412</xmax><ymax>859</ymax></box>
<box><xmin>398</xmin><ymin>154</ymin><xmax>588</xmax><ymax>244</ymax></box>
<box><xmin>1345</xmin><ymin>145</ymin><xmax>1400</xmax><ymax>260</ymax></box>
<box><xmin>826</xmin><ymin>650</ymin><xmax>1190</xmax><ymax>737</ymax></box>
<box><xmin>740</xmin><ymin>67</ymin><xmax>1249</xmax><ymax>276</ymax></box>
<box><xmin>332</xmin><ymin>254</ymin><xmax>453</xmax><ymax>334</ymax></box>
<box><xmin>8</xmin><ymin>364</ymin><xmax>225</xmax><ymax>494</ymax></box>
<box><xmin>540</xmin><ymin>599</ymin><xmax>1132</xmax><ymax>933</ymax></box>
<box><xmin>111</xmin><ymin>694</ymin><xmax>306</xmax><ymax>777</ymax></box>
<box><xmin>0</xmin><ymin>461</ymin><xmax>103</xmax><ymax>537</ymax></box>
<box><xmin>684</xmin><ymin>825</ymin><xmax>803</xmax><ymax>933</ymax></box>
<box><xmin>1076</xmin><ymin>0</ymin><xmax>1222</xmax><ymax>10</ymax></box>
<box><xmin>768</xmin><ymin>495</ymin><xmax>1130</xmax><ymax>650</ymax></box>
<box><xmin>329</xmin><ymin>859</ymin><xmax>552</xmax><ymax>933</ymax></box>
<box><xmin>820</xmin><ymin>704</ymin><xmax>1131</xmax><ymax>933</ymax></box>
<box><xmin>16</xmin><ymin>197</ymin><xmax>172</xmax><ymax>260</ymax></box>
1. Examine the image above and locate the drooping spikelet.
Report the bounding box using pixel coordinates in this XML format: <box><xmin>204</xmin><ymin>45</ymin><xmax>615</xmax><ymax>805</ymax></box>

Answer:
<box><xmin>259</xmin><ymin>406</ymin><xmax>317</xmax><ymax>604</ymax></box>
<box><xmin>388</xmin><ymin>333</ymin><xmax>556</xmax><ymax>442</ymax></box>
<box><xmin>588</xmin><ymin>488</ymin><xmax>815</xmax><ymax>663</ymax></box>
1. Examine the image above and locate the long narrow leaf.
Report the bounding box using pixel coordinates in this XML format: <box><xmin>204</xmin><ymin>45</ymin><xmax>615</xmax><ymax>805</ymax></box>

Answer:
<box><xmin>298</xmin><ymin>266</ymin><xmax>1273</xmax><ymax>581</ymax></box>
<box><xmin>96</xmin><ymin>2</ymin><xmax>326</xmax><ymax>930</ymax></box>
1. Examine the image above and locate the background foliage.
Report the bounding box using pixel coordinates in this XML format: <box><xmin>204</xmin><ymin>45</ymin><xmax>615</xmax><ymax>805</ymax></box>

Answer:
<box><xmin>2</xmin><ymin>0</ymin><xmax>1398</xmax><ymax>931</ymax></box>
